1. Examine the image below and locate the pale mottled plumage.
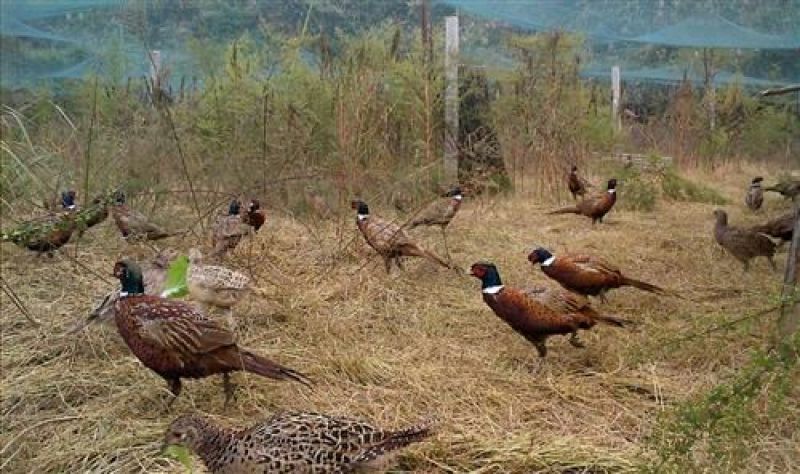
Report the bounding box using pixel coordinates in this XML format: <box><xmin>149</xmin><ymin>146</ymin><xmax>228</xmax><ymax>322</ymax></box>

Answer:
<box><xmin>164</xmin><ymin>412</ymin><xmax>431</xmax><ymax>473</ymax></box>
<box><xmin>188</xmin><ymin>248</ymin><xmax>251</xmax><ymax>310</ymax></box>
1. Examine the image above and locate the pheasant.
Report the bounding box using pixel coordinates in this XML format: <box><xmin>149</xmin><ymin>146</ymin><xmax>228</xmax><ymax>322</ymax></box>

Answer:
<box><xmin>1</xmin><ymin>211</ymin><xmax>77</xmax><ymax>256</ymax></box>
<box><xmin>242</xmin><ymin>199</ymin><xmax>265</xmax><ymax>232</ymax></box>
<box><xmin>164</xmin><ymin>412</ymin><xmax>432</xmax><ymax>473</ymax></box>
<box><xmin>527</xmin><ymin>247</ymin><xmax>666</xmax><ymax>301</ymax></box>
<box><xmin>211</xmin><ymin>200</ymin><xmax>252</xmax><ymax>258</ymax></box>
<box><xmin>764</xmin><ymin>178</ymin><xmax>800</xmax><ymax>200</ymax></box>
<box><xmin>567</xmin><ymin>166</ymin><xmax>591</xmax><ymax>200</ymax></box>
<box><xmin>548</xmin><ymin>178</ymin><xmax>617</xmax><ymax>224</ymax></box>
<box><xmin>523</xmin><ymin>285</ymin><xmax>631</xmax><ymax>326</ymax></box>
<box><xmin>304</xmin><ymin>186</ymin><xmax>334</xmax><ymax>219</ymax></box>
<box><xmin>351</xmin><ymin>199</ymin><xmax>450</xmax><ymax>273</ymax></box>
<box><xmin>745</xmin><ymin>177</ymin><xmax>764</xmax><ymax>211</ymax></box>
<box><xmin>407</xmin><ymin>186</ymin><xmax>463</xmax><ymax>259</ymax></box>
<box><xmin>111</xmin><ymin>190</ymin><xmax>178</xmax><ymax>241</ymax></box>
<box><xmin>713</xmin><ymin>209</ymin><xmax>776</xmax><ymax>271</ymax></box>
<box><xmin>470</xmin><ymin>261</ymin><xmax>628</xmax><ymax>359</ymax></box>
<box><xmin>88</xmin><ymin>259</ymin><xmax>310</xmax><ymax>406</ymax></box>
<box><xmin>187</xmin><ymin>248</ymin><xmax>251</xmax><ymax>314</ymax></box>
<box><xmin>43</xmin><ymin>189</ymin><xmax>77</xmax><ymax>211</ymax></box>
<box><xmin>82</xmin><ymin>251</ymin><xmax>177</xmax><ymax>329</ymax></box>
<box><xmin>750</xmin><ymin>211</ymin><xmax>796</xmax><ymax>245</ymax></box>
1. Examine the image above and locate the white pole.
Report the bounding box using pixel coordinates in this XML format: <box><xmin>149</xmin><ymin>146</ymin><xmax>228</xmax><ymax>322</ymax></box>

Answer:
<box><xmin>612</xmin><ymin>65</ymin><xmax>621</xmax><ymax>131</ymax></box>
<box><xmin>444</xmin><ymin>16</ymin><xmax>459</xmax><ymax>183</ymax></box>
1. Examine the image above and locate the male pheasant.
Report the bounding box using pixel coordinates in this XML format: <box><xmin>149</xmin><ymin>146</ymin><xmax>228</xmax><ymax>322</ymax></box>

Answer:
<box><xmin>352</xmin><ymin>199</ymin><xmax>450</xmax><ymax>273</ymax></box>
<box><xmin>111</xmin><ymin>190</ymin><xmax>179</xmax><ymax>241</ymax></box>
<box><xmin>549</xmin><ymin>178</ymin><xmax>617</xmax><ymax>224</ymax></box>
<box><xmin>470</xmin><ymin>261</ymin><xmax>628</xmax><ymax>359</ymax></box>
<box><xmin>528</xmin><ymin>247</ymin><xmax>666</xmax><ymax>301</ymax></box>
<box><xmin>86</xmin><ymin>259</ymin><xmax>310</xmax><ymax>406</ymax></box>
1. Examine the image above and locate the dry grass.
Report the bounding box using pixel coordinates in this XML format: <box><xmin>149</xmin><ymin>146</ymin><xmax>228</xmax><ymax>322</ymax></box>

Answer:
<box><xmin>1</xmin><ymin>165</ymin><xmax>798</xmax><ymax>473</ymax></box>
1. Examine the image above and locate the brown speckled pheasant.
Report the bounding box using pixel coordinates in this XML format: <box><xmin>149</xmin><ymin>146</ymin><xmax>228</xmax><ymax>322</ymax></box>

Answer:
<box><xmin>164</xmin><ymin>412</ymin><xmax>432</xmax><ymax>473</ymax></box>
<box><xmin>549</xmin><ymin>178</ymin><xmax>617</xmax><ymax>224</ymax></box>
<box><xmin>211</xmin><ymin>200</ymin><xmax>252</xmax><ymax>258</ymax></box>
<box><xmin>745</xmin><ymin>177</ymin><xmax>764</xmax><ymax>212</ymax></box>
<box><xmin>111</xmin><ymin>191</ymin><xmax>179</xmax><ymax>241</ymax></box>
<box><xmin>527</xmin><ymin>247</ymin><xmax>666</xmax><ymax>301</ymax></box>
<box><xmin>86</xmin><ymin>260</ymin><xmax>310</xmax><ymax>406</ymax></box>
<box><xmin>470</xmin><ymin>262</ymin><xmax>628</xmax><ymax>359</ymax></box>
<box><xmin>408</xmin><ymin>186</ymin><xmax>463</xmax><ymax>259</ymax></box>
<box><xmin>713</xmin><ymin>209</ymin><xmax>776</xmax><ymax>271</ymax></box>
<box><xmin>352</xmin><ymin>200</ymin><xmax>450</xmax><ymax>273</ymax></box>
<box><xmin>750</xmin><ymin>211</ymin><xmax>795</xmax><ymax>245</ymax></box>
<box><xmin>187</xmin><ymin>248</ymin><xmax>251</xmax><ymax>313</ymax></box>
<box><xmin>304</xmin><ymin>186</ymin><xmax>334</xmax><ymax>220</ymax></box>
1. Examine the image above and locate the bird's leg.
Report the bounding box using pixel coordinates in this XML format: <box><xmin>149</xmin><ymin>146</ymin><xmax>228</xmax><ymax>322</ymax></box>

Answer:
<box><xmin>569</xmin><ymin>332</ymin><xmax>585</xmax><ymax>348</ymax></box>
<box><xmin>440</xmin><ymin>226</ymin><xmax>452</xmax><ymax>263</ymax></box>
<box><xmin>395</xmin><ymin>257</ymin><xmax>404</xmax><ymax>271</ymax></box>
<box><xmin>598</xmin><ymin>291</ymin><xmax>609</xmax><ymax>304</ymax></box>
<box><xmin>166</xmin><ymin>378</ymin><xmax>182</xmax><ymax>408</ymax></box>
<box><xmin>383</xmin><ymin>256</ymin><xmax>392</xmax><ymax>274</ymax></box>
<box><xmin>743</xmin><ymin>260</ymin><xmax>750</xmax><ymax>272</ymax></box>
<box><xmin>768</xmin><ymin>256</ymin><xmax>777</xmax><ymax>272</ymax></box>
<box><xmin>532</xmin><ymin>339</ymin><xmax>547</xmax><ymax>358</ymax></box>
<box><xmin>223</xmin><ymin>373</ymin><xmax>237</xmax><ymax>409</ymax></box>
<box><xmin>225</xmin><ymin>308</ymin><xmax>236</xmax><ymax>331</ymax></box>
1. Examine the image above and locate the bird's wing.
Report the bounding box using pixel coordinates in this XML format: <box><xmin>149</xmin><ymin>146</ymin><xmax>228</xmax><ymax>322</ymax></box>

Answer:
<box><xmin>363</xmin><ymin>216</ymin><xmax>411</xmax><ymax>250</ymax></box>
<box><xmin>413</xmin><ymin>199</ymin><xmax>450</xmax><ymax>224</ymax></box>
<box><xmin>130</xmin><ymin>298</ymin><xmax>236</xmax><ymax>355</ymax></box>
<box><xmin>569</xmin><ymin>254</ymin><xmax>620</xmax><ymax>274</ymax></box>
<box><xmin>253</xmin><ymin>411</ymin><xmax>386</xmax><ymax>446</ymax></box>
<box><xmin>531</xmin><ymin>287</ymin><xmax>590</xmax><ymax>313</ymax></box>
<box><xmin>190</xmin><ymin>265</ymin><xmax>250</xmax><ymax>290</ymax></box>
<box><xmin>722</xmin><ymin>227</ymin><xmax>775</xmax><ymax>254</ymax></box>
<box><xmin>214</xmin><ymin>215</ymin><xmax>250</xmax><ymax>238</ymax></box>
<box><xmin>492</xmin><ymin>287</ymin><xmax>582</xmax><ymax>333</ymax></box>
<box><xmin>123</xmin><ymin>208</ymin><xmax>166</xmax><ymax>233</ymax></box>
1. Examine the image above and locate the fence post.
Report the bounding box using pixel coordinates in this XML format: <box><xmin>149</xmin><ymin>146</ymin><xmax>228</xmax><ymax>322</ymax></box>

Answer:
<box><xmin>777</xmin><ymin>199</ymin><xmax>800</xmax><ymax>345</ymax></box>
<box><xmin>444</xmin><ymin>16</ymin><xmax>460</xmax><ymax>184</ymax></box>
<box><xmin>612</xmin><ymin>65</ymin><xmax>621</xmax><ymax>131</ymax></box>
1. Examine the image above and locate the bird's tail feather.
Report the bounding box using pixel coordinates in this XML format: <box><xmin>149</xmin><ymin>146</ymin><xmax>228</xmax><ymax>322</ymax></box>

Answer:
<box><xmin>621</xmin><ymin>276</ymin><xmax>666</xmax><ymax>294</ymax></box>
<box><xmin>592</xmin><ymin>313</ymin><xmax>633</xmax><ymax>327</ymax></box>
<box><xmin>242</xmin><ymin>351</ymin><xmax>312</xmax><ymax>388</ymax></box>
<box><xmin>548</xmin><ymin>206</ymin><xmax>581</xmax><ymax>215</ymax></box>
<box><xmin>354</xmin><ymin>422</ymin><xmax>433</xmax><ymax>464</ymax></box>
<box><xmin>402</xmin><ymin>243</ymin><xmax>452</xmax><ymax>269</ymax></box>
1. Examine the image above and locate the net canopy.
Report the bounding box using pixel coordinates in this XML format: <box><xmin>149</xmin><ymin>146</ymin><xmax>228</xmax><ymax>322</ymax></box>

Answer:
<box><xmin>1</xmin><ymin>0</ymin><xmax>798</xmax><ymax>89</ymax></box>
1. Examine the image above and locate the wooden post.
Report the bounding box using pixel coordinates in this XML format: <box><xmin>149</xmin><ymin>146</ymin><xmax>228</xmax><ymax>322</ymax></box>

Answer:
<box><xmin>611</xmin><ymin>65</ymin><xmax>621</xmax><ymax>131</ymax></box>
<box><xmin>444</xmin><ymin>16</ymin><xmax>460</xmax><ymax>184</ymax></box>
<box><xmin>777</xmin><ymin>199</ymin><xmax>800</xmax><ymax>343</ymax></box>
<box><xmin>149</xmin><ymin>50</ymin><xmax>162</xmax><ymax>88</ymax></box>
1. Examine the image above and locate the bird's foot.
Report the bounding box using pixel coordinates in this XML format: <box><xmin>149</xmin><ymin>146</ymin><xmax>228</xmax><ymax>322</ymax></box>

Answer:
<box><xmin>569</xmin><ymin>332</ymin><xmax>585</xmax><ymax>348</ymax></box>
<box><xmin>528</xmin><ymin>358</ymin><xmax>546</xmax><ymax>375</ymax></box>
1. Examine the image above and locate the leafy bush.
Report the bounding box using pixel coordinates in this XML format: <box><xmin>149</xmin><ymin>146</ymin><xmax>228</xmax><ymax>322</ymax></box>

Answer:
<box><xmin>661</xmin><ymin>167</ymin><xmax>729</xmax><ymax>205</ymax></box>
<box><xmin>616</xmin><ymin>167</ymin><xmax>658</xmax><ymax>212</ymax></box>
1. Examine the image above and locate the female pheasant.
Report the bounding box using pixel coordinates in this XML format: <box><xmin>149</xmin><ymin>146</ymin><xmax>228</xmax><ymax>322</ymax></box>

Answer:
<box><xmin>549</xmin><ymin>178</ymin><xmax>617</xmax><ymax>224</ymax></box>
<box><xmin>351</xmin><ymin>200</ymin><xmax>450</xmax><ymax>273</ymax></box>
<box><xmin>187</xmin><ymin>248</ymin><xmax>251</xmax><ymax>314</ymax></box>
<box><xmin>527</xmin><ymin>247</ymin><xmax>666</xmax><ymax>301</ymax></box>
<box><xmin>97</xmin><ymin>259</ymin><xmax>310</xmax><ymax>406</ymax></box>
<box><xmin>211</xmin><ymin>200</ymin><xmax>252</xmax><ymax>258</ymax></box>
<box><xmin>713</xmin><ymin>209</ymin><xmax>777</xmax><ymax>271</ymax></box>
<box><xmin>164</xmin><ymin>412</ymin><xmax>432</xmax><ymax>473</ymax></box>
<box><xmin>745</xmin><ymin>177</ymin><xmax>764</xmax><ymax>212</ymax></box>
<box><xmin>567</xmin><ymin>166</ymin><xmax>591</xmax><ymax>200</ymax></box>
<box><xmin>111</xmin><ymin>190</ymin><xmax>178</xmax><ymax>241</ymax></box>
<box><xmin>750</xmin><ymin>211</ymin><xmax>795</xmax><ymax>245</ymax></box>
<box><xmin>407</xmin><ymin>186</ymin><xmax>463</xmax><ymax>259</ymax></box>
<box><xmin>470</xmin><ymin>261</ymin><xmax>627</xmax><ymax>359</ymax></box>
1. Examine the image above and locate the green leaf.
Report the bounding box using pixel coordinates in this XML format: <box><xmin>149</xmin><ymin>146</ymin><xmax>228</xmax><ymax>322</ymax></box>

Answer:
<box><xmin>162</xmin><ymin>444</ymin><xmax>194</xmax><ymax>472</ymax></box>
<box><xmin>161</xmin><ymin>255</ymin><xmax>189</xmax><ymax>298</ymax></box>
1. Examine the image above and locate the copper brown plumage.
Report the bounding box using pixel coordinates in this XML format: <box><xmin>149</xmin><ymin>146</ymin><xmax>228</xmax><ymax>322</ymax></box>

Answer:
<box><xmin>713</xmin><ymin>209</ymin><xmax>777</xmax><ymax>271</ymax></box>
<box><xmin>745</xmin><ymin>177</ymin><xmax>764</xmax><ymax>211</ymax></box>
<box><xmin>523</xmin><ymin>285</ymin><xmax>631</xmax><ymax>327</ymax></box>
<box><xmin>527</xmin><ymin>247</ymin><xmax>666</xmax><ymax>300</ymax></box>
<box><xmin>567</xmin><ymin>166</ymin><xmax>591</xmax><ymax>200</ymax></box>
<box><xmin>111</xmin><ymin>191</ymin><xmax>178</xmax><ymax>241</ymax></box>
<box><xmin>549</xmin><ymin>178</ymin><xmax>617</xmax><ymax>224</ymax></box>
<box><xmin>164</xmin><ymin>412</ymin><xmax>432</xmax><ymax>473</ymax></box>
<box><xmin>750</xmin><ymin>211</ymin><xmax>795</xmax><ymax>244</ymax></box>
<box><xmin>352</xmin><ymin>199</ymin><xmax>451</xmax><ymax>273</ymax></box>
<box><xmin>242</xmin><ymin>199</ymin><xmax>266</xmax><ymax>232</ymax></box>
<box><xmin>1</xmin><ymin>210</ymin><xmax>77</xmax><ymax>256</ymax></box>
<box><xmin>92</xmin><ymin>260</ymin><xmax>311</xmax><ymax>406</ymax></box>
<box><xmin>470</xmin><ymin>262</ymin><xmax>628</xmax><ymax>358</ymax></box>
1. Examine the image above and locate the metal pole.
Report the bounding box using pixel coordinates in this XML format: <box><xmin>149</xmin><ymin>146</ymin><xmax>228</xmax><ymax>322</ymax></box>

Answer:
<box><xmin>612</xmin><ymin>65</ymin><xmax>621</xmax><ymax>132</ymax></box>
